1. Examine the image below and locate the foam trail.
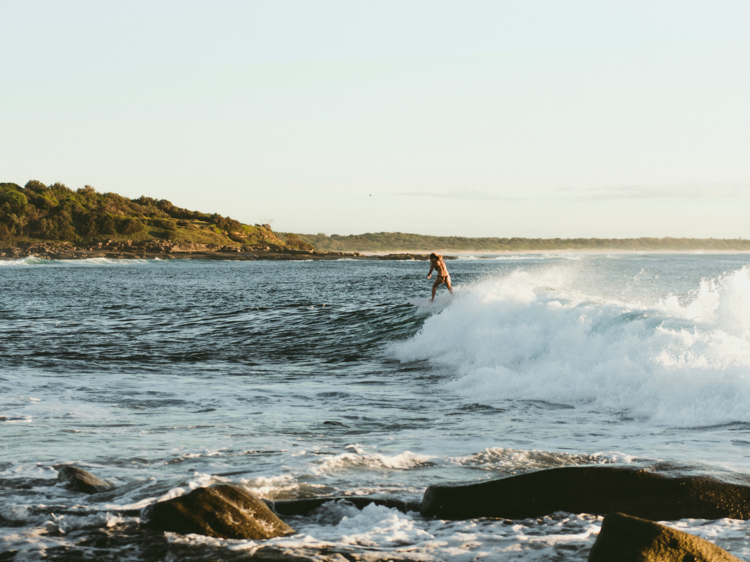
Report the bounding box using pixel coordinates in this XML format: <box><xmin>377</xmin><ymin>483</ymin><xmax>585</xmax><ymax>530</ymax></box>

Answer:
<box><xmin>392</xmin><ymin>266</ymin><xmax>750</xmax><ymax>426</ymax></box>
<box><xmin>0</xmin><ymin>257</ymin><xmax>154</xmax><ymax>266</ymax></box>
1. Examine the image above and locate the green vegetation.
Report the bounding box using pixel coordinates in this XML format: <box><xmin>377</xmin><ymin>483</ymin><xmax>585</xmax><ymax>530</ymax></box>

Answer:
<box><xmin>294</xmin><ymin>232</ymin><xmax>750</xmax><ymax>253</ymax></box>
<box><xmin>280</xmin><ymin>232</ymin><xmax>318</xmax><ymax>251</ymax></box>
<box><xmin>0</xmin><ymin>180</ymin><xmax>314</xmax><ymax>250</ymax></box>
<box><xmin>4</xmin><ymin>180</ymin><xmax>746</xmax><ymax>253</ymax></box>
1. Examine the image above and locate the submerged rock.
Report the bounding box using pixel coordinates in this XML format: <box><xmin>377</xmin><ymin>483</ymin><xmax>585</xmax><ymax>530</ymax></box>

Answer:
<box><xmin>589</xmin><ymin>512</ymin><xmax>742</xmax><ymax>562</ymax></box>
<box><xmin>420</xmin><ymin>466</ymin><xmax>750</xmax><ymax>521</ymax></box>
<box><xmin>268</xmin><ymin>496</ymin><xmax>420</xmax><ymax>516</ymax></box>
<box><xmin>145</xmin><ymin>485</ymin><xmax>295</xmax><ymax>540</ymax></box>
<box><xmin>57</xmin><ymin>466</ymin><xmax>114</xmax><ymax>494</ymax></box>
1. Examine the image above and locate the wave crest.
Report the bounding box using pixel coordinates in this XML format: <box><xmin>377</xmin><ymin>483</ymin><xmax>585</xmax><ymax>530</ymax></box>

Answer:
<box><xmin>393</xmin><ymin>266</ymin><xmax>750</xmax><ymax>426</ymax></box>
<box><xmin>311</xmin><ymin>451</ymin><xmax>433</xmax><ymax>475</ymax></box>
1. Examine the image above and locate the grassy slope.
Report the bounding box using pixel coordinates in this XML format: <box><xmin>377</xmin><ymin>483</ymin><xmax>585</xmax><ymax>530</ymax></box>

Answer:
<box><xmin>68</xmin><ymin>221</ymin><xmax>282</xmax><ymax>247</ymax></box>
<box><xmin>76</xmin><ymin>221</ymin><xmax>288</xmax><ymax>247</ymax></box>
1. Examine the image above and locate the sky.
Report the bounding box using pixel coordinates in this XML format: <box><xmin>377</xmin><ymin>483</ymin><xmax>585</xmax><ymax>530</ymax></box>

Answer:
<box><xmin>2</xmin><ymin>1</ymin><xmax>749</xmax><ymax>238</ymax></box>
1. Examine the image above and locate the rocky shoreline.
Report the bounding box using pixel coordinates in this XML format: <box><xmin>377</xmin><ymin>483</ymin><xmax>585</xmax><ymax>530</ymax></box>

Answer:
<box><xmin>0</xmin><ymin>241</ymin><xmax>456</xmax><ymax>262</ymax></box>
<box><xmin>52</xmin><ymin>465</ymin><xmax>746</xmax><ymax>561</ymax></box>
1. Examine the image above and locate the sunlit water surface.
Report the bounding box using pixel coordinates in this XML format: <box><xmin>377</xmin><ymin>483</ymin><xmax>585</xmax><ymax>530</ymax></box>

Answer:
<box><xmin>3</xmin><ymin>254</ymin><xmax>750</xmax><ymax>560</ymax></box>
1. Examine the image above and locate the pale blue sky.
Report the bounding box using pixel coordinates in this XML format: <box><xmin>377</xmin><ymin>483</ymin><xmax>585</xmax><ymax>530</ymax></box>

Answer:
<box><xmin>2</xmin><ymin>1</ymin><xmax>749</xmax><ymax>237</ymax></box>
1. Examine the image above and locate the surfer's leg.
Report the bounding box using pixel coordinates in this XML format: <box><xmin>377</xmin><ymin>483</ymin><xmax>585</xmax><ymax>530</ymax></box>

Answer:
<box><xmin>431</xmin><ymin>278</ymin><xmax>442</xmax><ymax>301</ymax></box>
<box><xmin>446</xmin><ymin>276</ymin><xmax>453</xmax><ymax>295</ymax></box>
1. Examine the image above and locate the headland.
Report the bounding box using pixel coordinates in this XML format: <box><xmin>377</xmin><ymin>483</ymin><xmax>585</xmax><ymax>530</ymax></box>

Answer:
<box><xmin>4</xmin><ymin>180</ymin><xmax>749</xmax><ymax>259</ymax></box>
<box><xmin>0</xmin><ymin>181</ymin><xmax>449</xmax><ymax>262</ymax></box>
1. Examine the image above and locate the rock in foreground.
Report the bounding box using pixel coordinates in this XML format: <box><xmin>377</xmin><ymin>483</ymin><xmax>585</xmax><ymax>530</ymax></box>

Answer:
<box><xmin>420</xmin><ymin>466</ymin><xmax>750</xmax><ymax>521</ymax></box>
<box><xmin>589</xmin><ymin>512</ymin><xmax>742</xmax><ymax>562</ymax></box>
<box><xmin>57</xmin><ymin>466</ymin><xmax>114</xmax><ymax>494</ymax></box>
<box><xmin>145</xmin><ymin>485</ymin><xmax>294</xmax><ymax>540</ymax></box>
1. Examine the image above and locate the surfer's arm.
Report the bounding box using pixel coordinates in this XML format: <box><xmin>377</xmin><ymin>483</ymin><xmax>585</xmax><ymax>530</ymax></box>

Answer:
<box><xmin>427</xmin><ymin>264</ymin><xmax>434</xmax><ymax>278</ymax></box>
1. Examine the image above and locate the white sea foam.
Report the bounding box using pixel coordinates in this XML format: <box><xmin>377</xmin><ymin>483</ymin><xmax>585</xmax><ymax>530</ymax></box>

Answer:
<box><xmin>303</xmin><ymin>502</ymin><xmax>432</xmax><ymax>547</ymax></box>
<box><xmin>0</xmin><ymin>464</ymin><xmax>59</xmax><ymax>479</ymax></box>
<box><xmin>449</xmin><ymin>448</ymin><xmax>636</xmax><ymax>473</ymax></box>
<box><xmin>0</xmin><ymin>257</ymin><xmax>153</xmax><ymax>266</ymax></box>
<box><xmin>238</xmin><ymin>474</ymin><xmax>327</xmax><ymax>500</ymax></box>
<box><xmin>236</xmin><ymin>504</ymin><xmax>605</xmax><ymax>561</ymax></box>
<box><xmin>457</xmin><ymin>255</ymin><xmax>549</xmax><ymax>261</ymax></box>
<box><xmin>393</xmin><ymin>265</ymin><xmax>750</xmax><ymax>426</ymax></box>
<box><xmin>311</xmin><ymin>451</ymin><xmax>434</xmax><ymax>475</ymax></box>
<box><xmin>155</xmin><ymin>501</ymin><xmax>750</xmax><ymax>561</ymax></box>
<box><xmin>0</xmin><ymin>257</ymin><xmax>52</xmax><ymax>266</ymax></box>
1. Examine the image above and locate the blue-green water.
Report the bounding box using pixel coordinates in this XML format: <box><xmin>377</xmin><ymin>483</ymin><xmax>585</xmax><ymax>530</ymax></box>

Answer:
<box><xmin>3</xmin><ymin>254</ymin><xmax>750</xmax><ymax>560</ymax></box>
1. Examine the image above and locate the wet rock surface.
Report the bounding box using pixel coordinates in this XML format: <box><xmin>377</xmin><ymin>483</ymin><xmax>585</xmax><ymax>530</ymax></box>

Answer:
<box><xmin>420</xmin><ymin>466</ymin><xmax>750</xmax><ymax>521</ymax></box>
<box><xmin>57</xmin><ymin>466</ymin><xmax>114</xmax><ymax>494</ymax></box>
<box><xmin>144</xmin><ymin>484</ymin><xmax>295</xmax><ymax>540</ymax></box>
<box><xmin>0</xmin><ymin>241</ymin><xmax>457</xmax><ymax>261</ymax></box>
<box><xmin>267</xmin><ymin>496</ymin><xmax>421</xmax><ymax>517</ymax></box>
<box><xmin>589</xmin><ymin>512</ymin><xmax>742</xmax><ymax>562</ymax></box>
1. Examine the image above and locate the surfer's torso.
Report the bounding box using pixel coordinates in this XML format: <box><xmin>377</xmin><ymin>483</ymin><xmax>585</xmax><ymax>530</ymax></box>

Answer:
<box><xmin>434</xmin><ymin>260</ymin><xmax>449</xmax><ymax>278</ymax></box>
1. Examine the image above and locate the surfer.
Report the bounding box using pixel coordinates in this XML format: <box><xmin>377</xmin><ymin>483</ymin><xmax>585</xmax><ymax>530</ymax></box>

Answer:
<box><xmin>427</xmin><ymin>253</ymin><xmax>453</xmax><ymax>302</ymax></box>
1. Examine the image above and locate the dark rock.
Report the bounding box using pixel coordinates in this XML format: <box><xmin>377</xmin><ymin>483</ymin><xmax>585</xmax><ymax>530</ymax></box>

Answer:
<box><xmin>323</xmin><ymin>421</ymin><xmax>348</xmax><ymax>427</ymax></box>
<box><xmin>144</xmin><ymin>485</ymin><xmax>295</xmax><ymax>540</ymax></box>
<box><xmin>267</xmin><ymin>496</ymin><xmax>421</xmax><ymax>517</ymax></box>
<box><xmin>420</xmin><ymin>466</ymin><xmax>750</xmax><ymax>521</ymax></box>
<box><xmin>589</xmin><ymin>512</ymin><xmax>742</xmax><ymax>562</ymax></box>
<box><xmin>57</xmin><ymin>466</ymin><xmax>114</xmax><ymax>494</ymax></box>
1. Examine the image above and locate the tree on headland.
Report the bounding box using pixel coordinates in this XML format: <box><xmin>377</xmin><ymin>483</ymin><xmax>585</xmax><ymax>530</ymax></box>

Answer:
<box><xmin>0</xmin><ymin>188</ymin><xmax>28</xmax><ymax>210</ymax></box>
<box><xmin>282</xmin><ymin>233</ymin><xmax>315</xmax><ymax>251</ymax></box>
<box><xmin>118</xmin><ymin>217</ymin><xmax>144</xmax><ymax>234</ymax></box>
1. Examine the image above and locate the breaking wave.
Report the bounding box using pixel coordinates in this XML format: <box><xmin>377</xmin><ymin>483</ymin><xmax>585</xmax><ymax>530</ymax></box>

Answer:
<box><xmin>393</xmin><ymin>265</ymin><xmax>750</xmax><ymax>426</ymax></box>
<box><xmin>311</xmin><ymin>448</ymin><xmax>434</xmax><ymax>475</ymax></box>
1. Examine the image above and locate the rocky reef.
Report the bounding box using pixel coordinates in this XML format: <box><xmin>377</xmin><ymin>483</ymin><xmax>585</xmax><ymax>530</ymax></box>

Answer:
<box><xmin>420</xmin><ymin>466</ymin><xmax>750</xmax><ymax>521</ymax></box>
<box><xmin>0</xmin><ymin>240</ymin><xmax>458</xmax><ymax>261</ymax></box>
<box><xmin>47</xmin><ymin>464</ymin><xmax>749</xmax><ymax>561</ymax></box>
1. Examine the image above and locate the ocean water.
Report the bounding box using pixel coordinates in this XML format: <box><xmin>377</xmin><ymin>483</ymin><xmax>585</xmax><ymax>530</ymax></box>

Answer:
<box><xmin>2</xmin><ymin>254</ymin><xmax>750</xmax><ymax>560</ymax></box>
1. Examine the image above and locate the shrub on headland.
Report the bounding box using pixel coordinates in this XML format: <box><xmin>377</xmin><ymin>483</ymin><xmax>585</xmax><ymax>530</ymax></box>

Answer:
<box><xmin>212</xmin><ymin>214</ymin><xmax>242</xmax><ymax>232</ymax></box>
<box><xmin>150</xmin><ymin>218</ymin><xmax>176</xmax><ymax>231</ymax></box>
<box><xmin>283</xmin><ymin>233</ymin><xmax>315</xmax><ymax>251</ymax></box>
<box><xmin>0</xmin><ymin>187</ymin><xmax>28</xmax><ymax>210</ymax></box>
<box><xmin>118</xmin><ymin>217</ymin><xmax>144</xmax><ymax>235</ymax></box>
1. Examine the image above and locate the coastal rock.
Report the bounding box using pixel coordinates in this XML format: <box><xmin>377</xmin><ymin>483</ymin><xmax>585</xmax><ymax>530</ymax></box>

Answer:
<box><xmin>589</xmin><ymin>512</ymin><xmax>742</xmax><ymax>562</ymax></box>
<box><xmin>420</xmin><ymin>466</ymin><xmax>750</xmax><ymax>521</ymax></box>
<box><xmin>57</xmin><ymin>466</ymin><xmax>114</xmax><ymax>494</ymax></box>
<box><xmin>145</xmin><ymin>485</ymin><xmax>295</xmax><ymax>540</ymax></box>
<box><xmin>267</xmin><ymin>496</ymin><xmax>420</xmax><ymax>517</ymax></box>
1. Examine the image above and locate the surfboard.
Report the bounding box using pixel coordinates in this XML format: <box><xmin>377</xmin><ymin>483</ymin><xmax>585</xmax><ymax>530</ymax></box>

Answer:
<box><xmin>407</xmin><ymin>295</ymin><xmax>452</xmax><ymax>307</ymax></box>
<box><xmin>407</xmin><ymin>297</ymin><xmax>435</xmax><ymax>306</ymax></box>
